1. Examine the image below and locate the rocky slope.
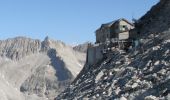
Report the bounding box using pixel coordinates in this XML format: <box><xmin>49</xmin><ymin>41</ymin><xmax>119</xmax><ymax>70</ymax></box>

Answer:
<box><xmin>57</xmin><ymin>0</ymin><xmax>170</xmax><ymax>100</ymax></box>
<box><xmin>0</xmin><ymin>36</ymin><xmax>86</xmax><ymax>100</ymax></box>
<box><xmin>137</xmin><ymin>0</ymin><xmax>170</xmax><ymax>34</ymax></box>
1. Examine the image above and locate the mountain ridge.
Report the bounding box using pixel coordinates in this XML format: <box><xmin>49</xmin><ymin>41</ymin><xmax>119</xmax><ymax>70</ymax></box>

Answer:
<box><xmin>0</xmin><ymin>36</ymin><xmax>86</xmax><ymax>100</ymax></box>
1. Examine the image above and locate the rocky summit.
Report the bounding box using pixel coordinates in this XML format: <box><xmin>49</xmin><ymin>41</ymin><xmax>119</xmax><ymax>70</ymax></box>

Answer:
<box><xmin>0</xmin><ymin>36</ymin><xmax>86</xmax><ymax>100</ymax></box>
<box><xmin>57</xmin><ymin>0</ymin><xmax>170</xmax><ymax>100</ymax></box>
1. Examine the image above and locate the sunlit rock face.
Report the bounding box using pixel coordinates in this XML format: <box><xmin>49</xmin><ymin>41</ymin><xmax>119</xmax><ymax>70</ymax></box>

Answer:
<box><xmin>0</xmin><ymin>37</ymin><xmax>41</xmax><ymax>60</ymax></box>
<box><xmin>0</xmin><ymin>36</ymin><xmax>86</xmax><ymax>100</ymax></box>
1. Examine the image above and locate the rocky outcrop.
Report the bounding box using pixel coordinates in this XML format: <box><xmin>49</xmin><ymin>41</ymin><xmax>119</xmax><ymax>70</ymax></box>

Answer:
<box><xmin>0</xmin><ymin>37</ymin><xmax>41</xmax><ymax>60</ymax></box>
<box><xmin>20</xmin><ymin>49</ymin><xmax>74</xmax><ymax>99</ymax></box>
<box><xmin>41</xmin><ymin>36</ymin><xmax>51</xmax><ymax>51</ymax></box>
<box><xmin>57</xmin><ymin>0</ymin><xmax>170</xmax><ymax>99</ymax></box>
<box><xmin>0</xmin><ymin>36</ymin><xmax>86</xmax><ymax>100</ymax></box>
<box><xmin>57</xmin><ymin>30</ymin><xmax>170</xmax><ymax>100</ymax></box>
<box><xmin>137</xmin><ymin>0</ymin><xmax>170</xmax><ymax>34</ymax></box>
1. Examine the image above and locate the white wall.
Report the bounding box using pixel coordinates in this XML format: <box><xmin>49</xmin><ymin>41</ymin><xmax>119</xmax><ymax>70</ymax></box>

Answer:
<box><xmin>119</xmin><ymin>31</ymin><xmax>129</xmax><ymax>40</ymax></box>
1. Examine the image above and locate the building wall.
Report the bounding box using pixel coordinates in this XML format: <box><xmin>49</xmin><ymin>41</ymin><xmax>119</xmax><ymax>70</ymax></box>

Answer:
<box><xmin>129</xmin><ymin>29</ymin><xmax>138</xmax><ymax>39</ymax></box>
<box><xmin>118</xmin><ymin>31</ymin><xmax>129</xmax><ymax>40</ymax></box>
<box><xmin>112</xmin><ymin>20</ymin><xmax>134</xmax><ymax>35</ymax></box>
<box><xmin>96</xmin><ymin>19</ymin><xmax>134</xmax><ymax>43</ymax></box>
<box><xmin>110</xmin><ymin>20</ymin><xmax>134</xmax><ymax>39</ymax></box>
<box><xmin>96</xmin><ymin>27</ymin><xmax>110</xmax><ymax>43</ymax></box>
<box><xmin>87</xmin><ymin>45</ymin><xmax>104</xmax><ymax>66</ymax></box>
<box><xmin>119</xmin><ymin>20</ymin><xmax>134</xmax><ymax>31</ymax></box>
<box><xmin>118</xmin><ymin>21</ymin><xmax>135</xmax><ymax>40</ymax></box>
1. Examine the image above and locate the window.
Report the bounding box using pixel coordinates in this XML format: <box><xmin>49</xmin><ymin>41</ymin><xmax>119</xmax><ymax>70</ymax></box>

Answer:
<box><xmin>120</xmin><ymin>25</ymin><xmax>128</xmax><ymax>31</ymax></box>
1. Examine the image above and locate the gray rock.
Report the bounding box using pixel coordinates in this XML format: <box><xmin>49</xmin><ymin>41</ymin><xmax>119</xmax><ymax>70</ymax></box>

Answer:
<box><xmin>56</xmin><ymin>0</ymin><xmax>170</xmax><ymax>99</ymax></box>
<box><xmin>73</xmin><ymin>42</ymin><xmax>92</xmax><ymax>53</ymax></box>
<box><xmin>0</xmin><ymin>37</ymin><xmax>86</xmax><ymax>100</ymax></box>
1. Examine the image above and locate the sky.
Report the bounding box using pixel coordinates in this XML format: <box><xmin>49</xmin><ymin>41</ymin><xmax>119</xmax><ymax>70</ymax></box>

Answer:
<box><xmin>0</xmin><ymin>0</ymin><xmax>159</xmax><ymax>44</ymax></box>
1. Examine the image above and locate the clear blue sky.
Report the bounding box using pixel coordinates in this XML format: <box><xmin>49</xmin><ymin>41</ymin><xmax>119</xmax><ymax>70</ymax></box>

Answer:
<box><xmin>0</xmin><ymin>0</ymin><xmax>159</xmax><ymax>44</ymax></box>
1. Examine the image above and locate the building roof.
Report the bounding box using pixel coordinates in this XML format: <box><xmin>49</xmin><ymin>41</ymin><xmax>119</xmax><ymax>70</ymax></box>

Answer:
<box><xmin>95</xmin><ymin>18</ymin><xmax>134</xmax><ymax>33</ymax></box>
<box><xmin>102</xmin><ymin>20</ymin><xmax>116</xmax><ymax>27</ymax></box>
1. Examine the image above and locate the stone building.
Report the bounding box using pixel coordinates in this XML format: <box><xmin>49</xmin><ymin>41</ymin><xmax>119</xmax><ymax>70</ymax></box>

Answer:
<box><xmin>86</xmin><ymin>18</ymin><xmax>135</xmax><ymax>66</ymax></box>
<box><xmin>95</xmin><ymin>18</ymin><xmax>134</xmax><ymax>43</ymax></box>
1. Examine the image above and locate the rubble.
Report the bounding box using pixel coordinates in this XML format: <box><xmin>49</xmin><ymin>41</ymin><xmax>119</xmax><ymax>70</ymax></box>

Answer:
<box><xmin>144</xmin><ymin>95</ymin><xmax>158</xmax><ymax>100</ymax></box>
<box><xmin>56</xmin><ymin>0</ymin><xmax>170</xmax><ymax>99</ymax></box>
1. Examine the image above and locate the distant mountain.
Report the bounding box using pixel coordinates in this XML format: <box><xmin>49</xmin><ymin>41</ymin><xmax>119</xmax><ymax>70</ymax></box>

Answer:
<box><xmin>73</xmin><ymin>42</ymin><xmax>92</xmax><ymax>53</ymax></box>
<box><xmin>57</xmin><ymin>0</ymin><xmax>170</xmax><ymax>100</ymax></box>
<box><xmin>0</xmin><ymin>36</ymin><xmax>86</xmax><ymax>100</ymax></box>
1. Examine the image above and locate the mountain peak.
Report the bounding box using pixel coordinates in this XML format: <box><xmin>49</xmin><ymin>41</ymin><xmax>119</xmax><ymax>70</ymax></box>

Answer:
<box><xmin>44</xmin><ymin>36</ymin><xmax>50</xmax><ymax>41</ymax></box>
<box><xmin>41</xmin><ymin>36</ymin><xmax>52</xmax><ymax>51</ymax></box>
